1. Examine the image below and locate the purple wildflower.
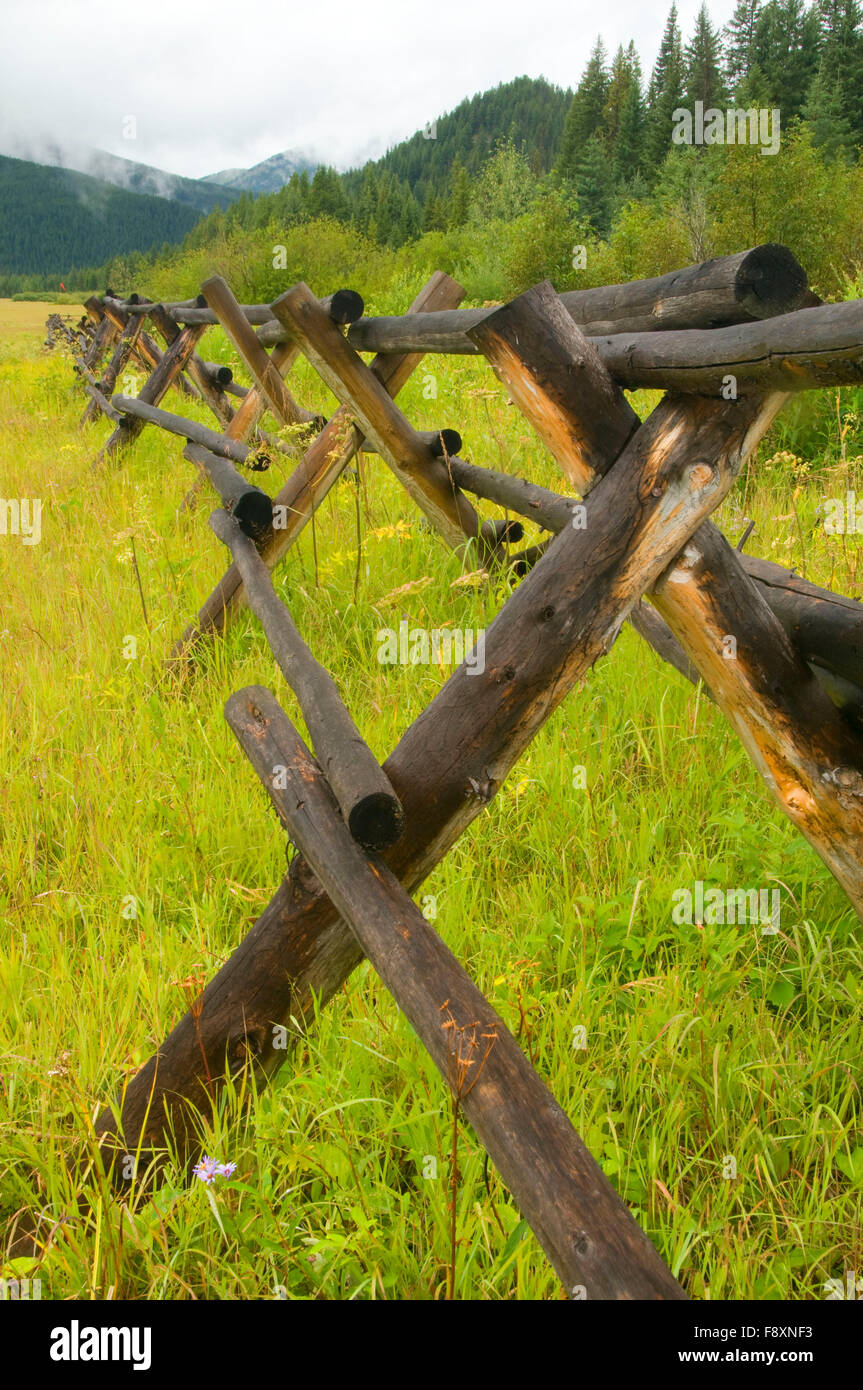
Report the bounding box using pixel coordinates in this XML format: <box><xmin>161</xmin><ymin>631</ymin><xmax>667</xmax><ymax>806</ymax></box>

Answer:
<box><xmin>193</xmin><ymin>1155</ymin><xmax>219</xmax><ymax>1185</ymax></box>
<box><xmin>216</xmin><ymin>1161</ymin><xmax>237</xmax><ymax>1179</ymax></box>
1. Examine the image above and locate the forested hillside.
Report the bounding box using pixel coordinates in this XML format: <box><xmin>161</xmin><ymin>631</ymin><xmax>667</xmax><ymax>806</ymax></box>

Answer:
<box><xmin>5</xmin><ymin>1</ymin><xmax>863</xmax><ymax>299</ymax></box>
<box><xmin>0</xmin><ymin>155</ymin><xmax>202</xmax><ymax>276</ymax></box>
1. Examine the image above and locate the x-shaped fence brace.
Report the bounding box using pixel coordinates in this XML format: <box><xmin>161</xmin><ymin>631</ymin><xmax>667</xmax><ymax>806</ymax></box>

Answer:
<box><xmin>28</xmin><ymin>246</ymin><xmax>863</xmax><ymax>1298</ymax></box>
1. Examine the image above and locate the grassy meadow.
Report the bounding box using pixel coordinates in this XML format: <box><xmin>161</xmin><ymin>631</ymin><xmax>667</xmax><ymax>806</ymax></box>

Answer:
<box><xmin>1</xmin><ymin>297</ymin><xmax>862</xmax><ymax>1301</ymax></box>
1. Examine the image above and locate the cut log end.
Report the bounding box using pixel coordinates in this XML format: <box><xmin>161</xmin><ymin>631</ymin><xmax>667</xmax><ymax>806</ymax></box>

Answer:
<box><xmin>347</xmin><ymin>791</ymin><xmax>406</xmax><ymax>851</ymax></box>
<box><xmin>326</xmin><ymin>289</ymin><xmax>365</xmax><ymax>325</ymax></box>
<box><xmin>737</xmin><ymin>243</ymin><xmax>809</xmax><ymax>318</ymax></box>
<box><xmin>230</xmin><ymin>491</ymin><xmax>273</xmax><ymax>538</ymax></box>
<box><xmin>429</xmin><ymin>427</ymin><xmax>463</xmax><ymax>458</ymax></box>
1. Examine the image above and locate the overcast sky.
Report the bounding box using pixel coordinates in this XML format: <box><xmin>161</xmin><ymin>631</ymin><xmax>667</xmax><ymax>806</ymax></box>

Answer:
<box><xmin>1</xmin><ymin>0</ymin><xmax>739</xmax><ymax>177</ymax></box>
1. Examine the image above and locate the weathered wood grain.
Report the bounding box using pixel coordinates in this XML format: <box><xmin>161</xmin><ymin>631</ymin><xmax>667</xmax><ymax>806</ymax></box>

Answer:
<box><xmin>211</xmin><ymin>519</ymin><xmax>404</xmax><ymax>851</ymax></box>
<box><xmin>269</xmin><ymin>282</ymin><xmax>484</xmax><ymax>552</ymax></box>
<box><xmin>169</xmin><ymin>272</ymin><xmax>468</xmax><ymax>662</ymax></box>
<box><xmin>225</xmin><ymin>686</ymin><xmax>684</xmax><ymax>1299</ymax></box>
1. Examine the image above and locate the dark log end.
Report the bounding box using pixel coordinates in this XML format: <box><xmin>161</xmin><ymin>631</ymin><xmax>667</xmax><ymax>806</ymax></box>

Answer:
<box><xmin>481</xmin><ymin>517</ymin><xmax>526</xmax><ymax>546</ymax></box>
<box><xmin>430</xmin><ymin>428</ymin><xmax>463</xmax><ymax>458</ymax></box>
<box><xmin>212</xmin><ymin>364</ymin><xmax>233</xmax><ymax>386</ymax></box>
<box><xmin>347</xmin><ymin>791</ymin><xmax>405</xmax><ymax>851</ymax></box>
<box><xmin>196</xmin><ymin>294</ymin><xmax>208</xmax><ymax>308</ymax></box>
<box><xmin>231</xmin><ymin>490</ymin><xmax>274</xmax><ymax>539</ymax></box>
<box><xmin>737</xmin><ymin>244</ymin><xmax>808</xmax><ymax>318</ymax></box>
<box><xmin>127</xmin><ymin>293</ymin><xmax>140</xmax><ymax>306</ymax></box>
<box><xmin>327</xmin><ymin>289</ymin><xmax>365</xmax><ymax>325</ymax></box>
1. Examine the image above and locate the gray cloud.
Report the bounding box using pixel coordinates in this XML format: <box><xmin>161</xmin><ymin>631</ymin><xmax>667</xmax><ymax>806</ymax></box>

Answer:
<box><xmin>1</xmin><ymin>0</ymin><xmax>739</xmax><ymax>179</ymax></box>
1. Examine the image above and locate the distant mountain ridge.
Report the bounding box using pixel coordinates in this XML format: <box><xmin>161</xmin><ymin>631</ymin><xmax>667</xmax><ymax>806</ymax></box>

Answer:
<box><xmin>203</xmin><ymin>149</ymin><xmax>320</xmax><ymax>193</ymax></box>
<box><xmin>0</xmin><ymin>138</ymin><xmax>239</xmax><ymax>213</ymax></box>
<box><xmin>0</xmin><ymin>154</ymin><xmax>203</xmax><ymax>275</ymax></box>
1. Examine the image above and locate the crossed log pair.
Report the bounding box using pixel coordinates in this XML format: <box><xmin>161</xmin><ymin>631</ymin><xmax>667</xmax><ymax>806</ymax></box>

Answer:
<box><xmin>71</xmin><ymin>264</ymin><xmax>863</xmax><ymax>1300</ymax></box>
<box><xmin>35</xmin><ymin>249</ymin><xmax>861</xmax><ymax>1298</ymax></box>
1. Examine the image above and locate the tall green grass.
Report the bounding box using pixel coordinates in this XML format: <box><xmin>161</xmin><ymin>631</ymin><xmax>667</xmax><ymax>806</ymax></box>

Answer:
<box><xmin>1</xmin><ymin>319</ymin><xmax>861</xmax><ymax>1300</ymax></box>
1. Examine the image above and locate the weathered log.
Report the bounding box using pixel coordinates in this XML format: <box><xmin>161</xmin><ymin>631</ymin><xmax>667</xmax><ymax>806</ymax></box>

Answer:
<box><xmin>740</xmin><ymin>554</ymin><xmax>863</xmax><ymax>692</ymax></box>
<box><xmin>123</xmin><ymin>288</ymin><xmax>366</xmax><ymax>327</ymax></box>
<box><xmin>480</xmin><ymin>517</ymin><xmax>525</xmax><ymax>545</ymax></box>
<box><xmin>270</xmin><ymin>282</ymin><xmax>486</xmax><ymax>552</ymax></box>
<box><xmin>319</xmin><ymin>289</ymin><xmax>365</xmax><ymax>325</ymax></box>
<box><xmin>422</xmin><ymin>427</ymin><xmax>462</xmax><ymax>458</ymax></box>
<box><xmin>80</xmin><ymin>315</ymin><xmax>144</xmax><ymax>426</ymax></box>
<box><xmin>592</xmin><ymin>300</ymin><xmax>863</xmax><ymax>395</ymax></box>
<box><xmin>201</xmin><ymin>275</ymin><xmax>319</xmax><ymax>427</ymax></box>
<box><xmin>170</xmin><ymin>272</ymin><xmax>469</xmax><ymax>661</ymax></box>
<box><xmin>147</xmin><ymin>304</ymin><xmax>234</xmax><ymax>426</ymax></box>
<box><xmin>203</xmin><ymin>361</ymin><xmax>233</xmax><ymax>387</ymax></box>
<box><xmin>652</xmin><ymin>527</ymin><xmax>863</xmax><ymax>911</ymax></box>
<box><xmin>98</xmin><ymin>324</ymin><xmax>208</xmax><ymax>460</ymax></box>
<box><xmin>474</xmin><ymin>281</ymin><xmax>863</xmax><ymax>917</ymax></box>
<box><xmin>98</xmin><ymin>373</ymin><xmax>780</xmax><ymax>1177</ymax></box>
<box><xmin>212</xmin><ymin>532</ymin><xmax>404</xmax><ymax>851</ymax></box>
<box><xmin>82</xmin><ymin>381</ymin><xmax>122</xmax><ymax>423</ymax></box>
<box><xmin>111</xmin><ymin>394</ymin><xmax>259</xmax><ymax>466</ymax></box>
<box><xmin>443</xmin><ymin>455</ymin><xmax>578</xmax><ymax>533</ymax></box>
<box><xmin>331</xmin><ymin>246</ymin><xmax>810</xmax><ymax>356</ymax></box>
<box><xmin>225</xmin><ymin>686</ymin><xmax>683</xmax><ymax>1299</ymax></box>
<box><xmin>183</xmin><ymin>446</ymin><xmax>272</xmax><ymax>537</ymax></box>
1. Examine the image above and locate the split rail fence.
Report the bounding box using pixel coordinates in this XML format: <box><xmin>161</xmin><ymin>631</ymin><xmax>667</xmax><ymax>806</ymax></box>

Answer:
<box><xmin>40</xmin><ymin>243</ymin><xmax>863</xmax><ymax>1298</ymax></box>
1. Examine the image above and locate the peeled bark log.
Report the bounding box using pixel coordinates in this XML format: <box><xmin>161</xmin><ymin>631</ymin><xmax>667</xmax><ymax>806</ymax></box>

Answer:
<box><xmin>97</xmin><ymin>382</ymin><xmax>778</xmax><ymax>1174</ymax></box>
<box><xmin>169</xmin><ymin>273</ymin><xmax>469</xmax><ymax>662</ymax></box>
<box><xmin>474</xmin><ymin>282</ymin><xmax>863</xmax><ymax>918</ymax></box>
<box><xmin>652</xmin><ymin>528</ymin><xmax>863</xmax><ymax>912</ymax></box>
<box><xmin>269</xmin><ymin>282</ymin><xmax>484</xmax><ymax>553</ymax></box>
<box><xmin>185</xmin><ymin>445</ymin><xmax>272</xmax><ymax>538</ymax></box>
<box><xmin>201</xmin><ymin>275</ymin><xmax>318</xmax><ymax>427</ymax></box>
<box><xmin>339</xmin><ymin>246</ymin><xmax>810</xmax><ymax>355</ymax></box>
<box><xmin>225</xmin><ymin>686</ymin><xmax>683</xmax><ymax>1300</ymax></box>
<box><xmin>210</xmin><ymin>518</ymin><xmax>404</xmax><ymax>851</ymax></box>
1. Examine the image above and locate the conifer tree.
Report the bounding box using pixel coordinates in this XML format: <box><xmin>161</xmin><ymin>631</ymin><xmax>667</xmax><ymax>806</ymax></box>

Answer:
<box><xmin>811</xmin><ymin>0</ymin><xmax>863</xmax><ymax>144</ymax></box>
<box><xmin>752</xmin><ymin>0</ymin><xmax>821</xmax><ymax>120</ymax></box>
<box><xmin>645</xmin><ymin>5</ymin><xmax>687</xmax><ymax>173</ymax></box>
<box><xmin>723</xmin><ymin>0</ymin><xmax>763</xmax><ymax>92</ymax></box>
<box><xmin>574</xmin><ymin>132</ymin><xmax>615</xmax><ymax>232</ymax></box>
<box><xmin>804</xmin><ymin>58</ymin><xmax>853</xmax><ymax>156</ymax></box>
<box><xmin>685</xmin><ymin>3</ymin><xmax>728</xmax><ymax>109</ymax></box>
<box><xmin>614</xmin><ymin>66</ymin><xmax>648</xmax><ymax>184</ymax></box>
<box><xmin>558</xmin><ymin>38</ymin><xmax>611</xmax><ymax>179</ymax></box>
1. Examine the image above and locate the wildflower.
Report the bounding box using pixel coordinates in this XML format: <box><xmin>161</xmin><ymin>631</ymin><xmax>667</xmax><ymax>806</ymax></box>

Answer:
<box><xmin>193</xmin><ymin>1155</ymin><xmax>220</xmax><ymax>1185</ymax></box>
<box><xmin>216</xmin><ymin>1161</ymin><xmax>237</xmax><ymax>1179</ymax></box>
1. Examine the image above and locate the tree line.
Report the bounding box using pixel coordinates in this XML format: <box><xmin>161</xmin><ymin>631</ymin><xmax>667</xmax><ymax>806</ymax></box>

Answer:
<box><xmin>3</xmin><ymin>2</ymin><xmax>861</xmax><ymax>299</ymax></box>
